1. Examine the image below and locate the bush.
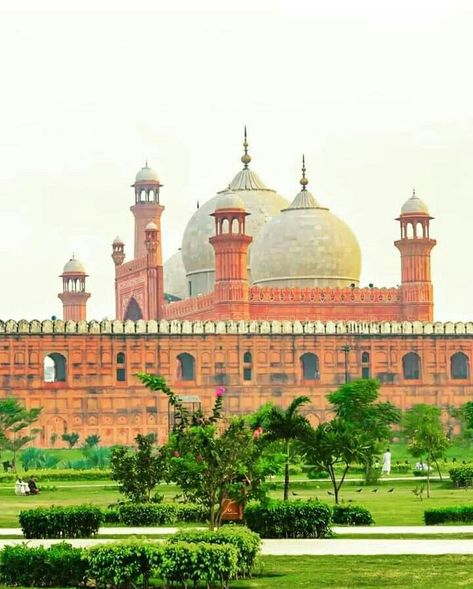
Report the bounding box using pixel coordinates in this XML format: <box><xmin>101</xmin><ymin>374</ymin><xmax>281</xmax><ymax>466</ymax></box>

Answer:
<box><xmin>0</xmin><ymin>542</ymin><xmax>88</xmax><ymax>587</ymax></box>
<box><xmin>169</xmin><ymin>526</ymin><xmax>261</xmax><ymax>577</ymax></box>
<box><xmin>449</xmin><ymin>464</ymin><xmax>473</xmax><ymax>487</ymax></box>
<box><xmin>0</xmin><ymin>468</ymin><xmax>111</xmax><ymax>483</ymax></box>
<box><xmin>111</xmin><ymin>503</ymin><xmax>208</xmax><ymax>526</ymax></box>
<box><xmin>424</xmin><ymin>506</ymin><xmax>473</xmax><ymax>525</ymax></box>
<box><xmin>391</xmin><ymin>464</ymin><xmax>411</xmax><ymax>473</ymax></box>
<box><xmin>332</xmin><ymin>505</ymin><xmax>374</xmax><ymax>526</ymax></box>
<box><xmin>19</xmin><ymin>505</ymin><xmax>103</xmax><ymax>539</ymax></box>
<box><xmin>245</xmin><ymin>500</ymin><xmax>332</xmax><ymax>539</ymax></box>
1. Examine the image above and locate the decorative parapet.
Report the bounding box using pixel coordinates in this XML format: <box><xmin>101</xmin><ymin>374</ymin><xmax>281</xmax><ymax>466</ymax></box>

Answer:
<box><xmin>115</xmin><ymin>257</ymin><xmax>148</xmax><ymax>278</ymax></box>
<box><xmin>248</xmin><ymin>286</ymin><xmax>400</xmax><ymax>303</ymax></box>
<box><xmin>161</xmin><ymin>292</ymin><xmax>215</xmax><ymax>319</ymax></box>
<box><xmin>1</xmin><ymin>319</ymin><xmax>473</xmax><ymax>336</ymax></box>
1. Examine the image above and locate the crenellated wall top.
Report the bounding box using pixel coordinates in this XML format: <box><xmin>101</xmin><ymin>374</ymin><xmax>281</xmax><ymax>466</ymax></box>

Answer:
<box><xmin>0</xmin><ymin>319</ymin><xmax>473</xmax><ymax>336</ymax></box>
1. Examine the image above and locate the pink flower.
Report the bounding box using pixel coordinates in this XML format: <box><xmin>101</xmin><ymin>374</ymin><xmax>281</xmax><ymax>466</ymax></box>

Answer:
<box><xmin>215</xmin><ymin>386</ymin><xmax>225</xmax><ymax>398</ymax></box>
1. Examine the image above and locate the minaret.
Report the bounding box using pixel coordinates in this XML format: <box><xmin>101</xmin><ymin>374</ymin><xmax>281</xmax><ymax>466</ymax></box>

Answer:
<box><xmin>58</xmin><ymin>255</ymin><xmax>90</xmax><ymax>321</ymax></box>
<box><xmin>144</xmin><ymin>221</ymin><xmax>164</xmax><ymax>318</ymax></box>
<box><xmin>130</xmin><ymin>162</ymin><xmax>164</xmax><ymax>260</ymax></box>
<box><xmin>394</xmin><ymin>188</ymin><xmax>436</xmax><ymax>321</ymax></box>
<box><xmin>209</xmin><ymin>192</ymin><xmax>252</xmax><ymax>319</ymax></box>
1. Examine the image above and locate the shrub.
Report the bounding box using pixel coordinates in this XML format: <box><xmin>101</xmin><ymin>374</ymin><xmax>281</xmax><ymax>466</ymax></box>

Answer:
<box><xmin>111</xmin><ymin>502</ymin><xmax>208</xmax><ymax>526</ymax></box>
<box><xmin>0</xmin><ymin>543</ymin><xmax>88</xmax><ymax>587</ymax></box>
<box><xmin>332</xmin><ymin>505</ymin><xmax>374</xmax><ymax>526</ymax></box>
<box><xmin>169</xmin><ymin>526</ymin><xmax>261</xmax><ymax>577</ymax></box>
<box><xmin>449</xmin><ymin>464</ymin><xmax>473</xmax><ymax>487</ymax></box>
<box><xmin>245</xmin><ymin>500</ymin><xmax>332</xmax><ymax>539</ymax></box>
<box><xmin>0</xmin><ymin>468</ymin><xmax>112</xmax><ymax>483</ymax></box>
<box><xmin>391</xmin><ymin>464</ymin><xmax>411</xmax><ymax>473</ymax></box>
<box><xmin>87</xmin><ymin>541</ymin><xmax>161</xmax><ymax>589</ymax></box>
<box><xmin>424</xmin><ymin>506</ymin><xmax>473</xmax><ymax>525</ymax></box>
<box><xmin>19</xmin><ymin>505</ymin><xmax>103</xmax><ymax>538</ymax></box>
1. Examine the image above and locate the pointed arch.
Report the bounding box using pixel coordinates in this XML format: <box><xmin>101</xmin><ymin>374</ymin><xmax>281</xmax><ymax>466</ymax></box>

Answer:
<box><xmin>402</xmin><ymin>352</ymin><xmax>421</xmax><ymax>379</ymax></box>
<box><xmin>300</xmin><ymin>352</ymin><xmax>320</xmax><ymax>380</ymax></box>
<box><xmin>451</xmin><ymin>352</ymin><xmax>469</xmax><ymax>379</ymax></box>
<box><xmin>124</xmin><ymin>297</ymin><xmax>143</xmax><ymax>321</ymax></box>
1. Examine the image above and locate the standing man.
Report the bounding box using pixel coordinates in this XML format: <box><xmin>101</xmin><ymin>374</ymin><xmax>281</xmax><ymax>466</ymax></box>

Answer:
<box><xmin>382</xmin><ymin>448</ymin><xmax>392</xmax><ymax>476</ymax></box>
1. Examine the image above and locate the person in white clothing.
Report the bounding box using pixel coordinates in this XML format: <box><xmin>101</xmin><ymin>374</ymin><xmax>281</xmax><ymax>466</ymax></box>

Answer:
<box><xmin>15</xmin><ymin>477</ymin><xmax>29</xmax><ymax>496</ymax></box>
<box><xmin>382</xmin><ymin>449</ymin><xmax>391</xmax><ymax>475</ymax></box>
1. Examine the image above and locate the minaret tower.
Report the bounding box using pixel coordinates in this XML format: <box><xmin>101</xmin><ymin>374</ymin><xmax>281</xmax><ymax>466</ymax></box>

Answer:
<box><xmin>209</xmin><ymin>192</ymin><xmax>252</xmax><ymax>319</ymax></box>
<box><xmin>58</xmin><ymin>255</ymin><xmax>90</xmax><ymax>321</ymax></box>
<box><xmin>394</xmin><ymin>188</ymin><xmax>436</xmax><ymax>321</ymax></box>
<box><xmin>130</xmin><ymin>162</ymin><xmax>164</xmax><ymax>260</ymax></box>
<box><xmin>143</xmin><ymin>221</ymin><xmax>164</xmax><ymax>317</ymax></box>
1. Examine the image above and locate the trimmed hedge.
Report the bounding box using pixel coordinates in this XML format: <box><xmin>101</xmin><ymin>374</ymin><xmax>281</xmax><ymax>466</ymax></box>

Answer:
<box><xmin>332</xmin><ymin>505</ymin><xmax>374</xmax><ymax>526</ymax></box>
<box><xmin>0</xmin><ymin>542</ymin><xmax>87</xmax><ymax>587</ymax></box>
<box><xmin>449</xmin><ymin>464</ymin><xmax>473</xmax><ymax>487</ymax></box>
<box><xmin>169</xmin><ymin>526</ymin><xmax>261</xmax><ymax>578</ymax></box>
<box><xmin>424</xmin><ymin>506</ymin><xmax>473</xmax><ymax>525</ymax></box>
<box><xmin>19</xmin><ymin>505</ymin><xmax>103</xmax><ymax>539</ymax></box>
<box><xmin>114</xmin><ymin>503</ymin><xmax>208</xmax><ymax>525</ymax></box>
<box><xmin>87</xmin><ymin>540</ymin><xmax>237</xmax><ymax>589</ymax></box>
<box><xmin>245</xmin><ymin>500</ymin><xmax>332</xmax><ymax>539</ymax></box>
<box><xmin>0</xmin><ymin>469</ymin><xmax>112</xmax><ymax>483</ymax></box>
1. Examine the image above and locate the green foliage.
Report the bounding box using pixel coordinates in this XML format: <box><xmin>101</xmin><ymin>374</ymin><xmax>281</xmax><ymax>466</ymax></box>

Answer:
<box><xmin>20</xmin><ymin>448</ymin><xmax>60</xmax><ymax>470</ymax></box>
<box><xmin>19</xmin><ymin>505</ymin><xmax>102</xmax><ymax>539</ymax></box>
<box><xmin>424</xmin><ymin>506</ymin><xmax>473</xmax><ymax>525</ymax></box>
<box><xmin>84</xmin><ymin>434</ymin><xmax>101</xmax><ymax>448</ymax></box>
<box><xmin>332</xmin><ymin>504</ymin><xmax>374</xmax><ymax>526</ymax></box>
<box><xmin>0</xmin><ymin>398</ymin><xmax>42</xmax><ymax>465</ymax></box>
<box><xmin>449</xmin><ymin>463</ymin><xmax>473</xmax><ymax>487</ymax></box>
<box><xmin>244</xmin><ymin>499</ymin><xmax>332</xmax><ymax>538</ymax></box>
<box><xmin>110</xmin><ymin>434</ymin><xmax>165</xmax><ymax>503</ymax></box>
<box><xmin>403</xmin><ymin>404</ymin><xmax>449</xmax><ymax>497</ymax></box>
<box><xmin>81</xmin><ymin>446</ymin><xmax>110</xmax><ymax>469</ymax></box>
<box><xmin>111</xmin><ymin>502</ymin><xmax>207</xmax><ymax>525</ymax></box>
<box><xmin>169</xmin><ymin>526</ymin><xmax>261</xmax><ymax>578</ymax></box>
<box><xmin>0</xmin><ymin>542</ymin><xmax>88</xmax><ymax>587</ymax></box>
<box><xmin>0</xmin><ymin>468</ymin><xmax>111</xmax><ymax>482</ymax></box>
<box><xmin>61</xmin><ymin>432</ymin><xmax>80</xmax><ymax>448</ymax></box>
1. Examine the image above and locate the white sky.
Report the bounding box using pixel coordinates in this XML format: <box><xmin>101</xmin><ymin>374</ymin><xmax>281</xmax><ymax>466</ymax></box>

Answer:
<box><xmin>0</xmin><ymin>0</ymin><xmax>472</xmax><ymax>321</ymax></box>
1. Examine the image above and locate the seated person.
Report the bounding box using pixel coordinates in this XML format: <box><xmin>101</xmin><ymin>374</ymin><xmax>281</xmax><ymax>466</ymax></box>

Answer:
<box><xmin>15</xmin><ymin>477</ymin><xmax>29</xmax><ymax>496</ymax></box>
<box><xmin>28</xmin><ymin>476</ymin><xmax>40</xmax><ymax>495</ymax></box>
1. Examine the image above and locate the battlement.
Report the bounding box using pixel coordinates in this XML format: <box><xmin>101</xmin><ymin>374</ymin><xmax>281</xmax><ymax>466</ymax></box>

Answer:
<box><xmin>161</xmin><ymin>292</ymin><xmax>215</xmax><ymax>319</ymax></box>
<box><xmin>248</xmin><ymin>286</ymin><xmax>400</xmax><ymax>303</ymax></box>
<box><xmin>0</xmin><ymin>318</ymin><xmax>472</xmax><ymax>336</ymax></box>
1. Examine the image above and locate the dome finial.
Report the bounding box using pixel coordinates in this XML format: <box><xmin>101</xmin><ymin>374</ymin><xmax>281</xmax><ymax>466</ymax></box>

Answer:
<box><xmin>300</xmin><ymin>154</ymin><xmax>309</xmax><ymax>191</ymax></box>
<box><xmin>412</xmin><ymin>186</ymin><xmax>416</xmax><ymax>198</ymax></box>
<box><xmin>145</xmin><ymin>159</ymin><xmax>148</xmax><ymax>167</ymax></box>
<box><xmin>241</xmin><ymin>125</ymin><xmax>251</xmax><ymax>169</ymax></box>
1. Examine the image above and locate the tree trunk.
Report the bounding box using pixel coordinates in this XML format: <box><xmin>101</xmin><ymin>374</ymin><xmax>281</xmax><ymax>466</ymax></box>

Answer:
<box><xmin>433</xmin><ymin>457</ymin><xmax>443</xmax><ymax>481</ymax></box>
<box><xmin>426</xmin><ymin>454</ymin><xmax>431</xmax><ymax>498</ymax></box>
<box><xmin>284</xmin><ymin>439</ymin><xmax>290</xmax><ymax>501</ymax></box>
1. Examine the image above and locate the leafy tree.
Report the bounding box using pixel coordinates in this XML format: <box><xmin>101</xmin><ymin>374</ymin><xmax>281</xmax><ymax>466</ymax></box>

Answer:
<box><xmin>328</xmin><ymin>379</ymin><xmax>400</xmax><ymax>482</ymax></box>
<box><xmin>0</xmin><ymin>398</ymin><xmax>42</xmax><ymax>469</ymax></box>
<box><xmin>110</xmin><ymin>433</ymin><xmax>165</xmax><ymax>502</ymax></box>
<box><xmin>299</xmin><ymin>418</ymin><xmax>370</xmax><ymax>504</ymax></box>
<box><xmin>262</xmin><ymin>396</ymin><xmax>311</xmax><ymax>500</ymax></box>
<box><xmin>84</xmin><ymin>434</ymin><xmax>101</xmax><ymax>448</ymax></box>
<box><xmin>402</xmin><ymin>404</ymin><xmax>449</xmax><ymax>497</ymax></box>
<box><xmin>138</xmin><ymin>373</ymin><xmax>274</xmax><ymax>529</ymax></box>
<box><xmin>450</xmin><ymin>402</ymin><xmax>473</xmax><ymax>445</ymax></box>
<box><xmin>61</xmin><ymin>432</ymin><xmax>80</xmax><ymax>448</ymax></box>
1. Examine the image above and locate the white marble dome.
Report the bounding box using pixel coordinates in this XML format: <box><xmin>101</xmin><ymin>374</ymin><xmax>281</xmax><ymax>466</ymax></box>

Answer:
<box><xmin>164</xmin><ymin>250</ymin><xmax>187</xmax><ymax>300</ymax></box>
<box><xmin>401</xmin><ymin>189</ymin><xmax>429</xmax><ymax>215</ymax></box>
<box><xmin>181</xmin><ymin>166</ymin><xmax>289</xmax><ymax>296</ymax></box>
<box><xmin>135</xmin><ymin>163</ymin><xmax>159</xmax><ymax>184</ymax></box>
<box><xmin>250</xmin><ymin>186</ymin><xmax>361</xmax><ymax>288</ymax></box>
<box><xmin>63</xmin><ymin>256</ymin><xmax>86</xmax><ymax>274</ymax></box>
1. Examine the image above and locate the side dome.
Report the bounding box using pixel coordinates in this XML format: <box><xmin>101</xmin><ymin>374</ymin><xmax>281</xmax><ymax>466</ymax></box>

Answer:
<box><xmin>250</xmin><ymin>172</ymin><xmax>361</xmax><ymax>289</ymax></box>
<box><xmin>215</xmin><ymin>192</ymin><xmax>245</xmax><ymax>210</ymax></box>
<box><xmin>164</xmin><ymin>250</ymin><xmax>187</xmax><ymax>300</ymax></box>
<box><xmin>62</xmin><ymin>255</ymin><xmax>86</xmax><ymax>275</ymax></box>
<box><xmin>181</xmin><ymin>133</ymin><xmax>289</xmax><ymax>296</ymax></box>
<box><xmin>401</xmin><ymin>188</ymin><xmax>429</xmax><ymax>215</ymax></box>
<box><xmin>135</xmin><ymin>162</ymin><xmax>159</xmax><ymax>184</ymax></box>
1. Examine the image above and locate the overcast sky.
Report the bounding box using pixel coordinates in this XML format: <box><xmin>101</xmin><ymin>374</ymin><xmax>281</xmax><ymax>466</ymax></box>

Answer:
<box><xmin>0</xmin><ymin>0</ymin><xmax>471</xmax><ymax>321</ymax></box>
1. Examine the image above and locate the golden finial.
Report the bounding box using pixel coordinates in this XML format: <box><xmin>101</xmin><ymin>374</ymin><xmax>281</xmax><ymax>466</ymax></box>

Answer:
<box><xmin>300</xmin><ymin>154</ymin><xmax>309</xmax><ymax>190</ymax></box>
<box><xmin>241</xmin><ymin>125</ymin><xmax>251</xmax><ymax>168</ymax></box>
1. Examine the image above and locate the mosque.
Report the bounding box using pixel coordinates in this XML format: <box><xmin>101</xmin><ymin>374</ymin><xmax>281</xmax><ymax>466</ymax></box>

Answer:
<box><xmin>0</xmin><ymin>131</ymin><xmax>471</xmax><ymax>447</ymax></box>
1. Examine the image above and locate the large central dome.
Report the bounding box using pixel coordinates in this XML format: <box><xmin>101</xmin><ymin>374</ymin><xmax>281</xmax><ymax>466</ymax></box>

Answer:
<box><xmin>181</xmin><ymin>135</ymin><xmax>289</xmax><ymax>296</ymax></box>
<box><xmin>250</xmin><ymin>165</ymin><xmax>361</xmax><ymax>288</ymax></box>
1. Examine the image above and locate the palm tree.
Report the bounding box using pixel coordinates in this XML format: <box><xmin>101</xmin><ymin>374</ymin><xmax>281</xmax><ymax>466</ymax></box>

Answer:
<box><xmin>264</xmin><ymin>396</ymin><xmax>310</xmax><ymax>500</ymax></box>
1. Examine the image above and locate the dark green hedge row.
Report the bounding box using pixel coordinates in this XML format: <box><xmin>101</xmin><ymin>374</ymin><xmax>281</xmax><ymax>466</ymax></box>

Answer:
<box><xmin>0</xmin><ymin>469</ymin><xmax>111</xmax><ymax>483</ymax></box>
<box><xmin>424</xmin><ymin>506</ymin><xmax>473</xmax><ymax>525</ymax></box>
<box><xmin>332</xmin><ymin>504</ymin><xmax>374</xmax><ymax>526</ymax></box>
<box><xmin>19</xmin><ymin>506</ymin><xmax>102</xmax><ymax>539</ymax></box>
<box><xmin>449</xmin><ymin>464</ymin><xmax>473</xmax><ymax>487</ymax></box>
<box><xmin>245</xmin><ymin>500</ymin><xmax>332</xmax><ymax>538</ymax></box>
<box><xmin>111</xmin><ymin>502</ymin><xmax>208</xmax><ymax>526</ymax></box>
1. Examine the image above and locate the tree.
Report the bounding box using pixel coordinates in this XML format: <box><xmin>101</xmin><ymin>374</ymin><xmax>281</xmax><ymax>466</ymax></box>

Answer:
<box><xmin>0</xmin><ymin>398</ymin><xmax>42</xmax><ymax>469</ymax></box>
<box><xmin>138</xmin><ymin>373</ymin><xmax>273</xmax><ymax>529</ymax></box>
<box><xmin>84</xmin><ymin>434</ymin><xmax>101</xmax><ymax>448</ymax></box>
<box><xmin>328</xmin><ymin>379</ymin><xmax>400</xmax><ymax>482</ymax></box>
<box><xmin>262</xmin><ymin>396</ymin><xmax>310</xmax><ymax>500</ymax></box>
<box><xmin>110</xmin><ymin>433</ymin><xmax>165</xmax><ymax>503</ymax></box>
<box><xmin>402</xmin><ymin>404</ymin><xmax>449</xmax><ymax>497</ymax></box>
<box><xmin>299</xmin><ymin>418</ymin><xmax>370</xmax><ymax>504</ymax></box>
<box><xmin>61</xmin><ymin>432</ymin><xmax>80</xmax><ymax>448</ymax></box>
<box><xmin>450</xmin><ymin>402</ymin><xmax>473</xmax><ymax>446</ymax></box>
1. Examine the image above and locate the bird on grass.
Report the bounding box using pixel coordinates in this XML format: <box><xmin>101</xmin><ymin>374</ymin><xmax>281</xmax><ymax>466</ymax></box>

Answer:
<box><xmin>388</xmin><ymin>488</ymin><xmax>395</xmax><ymax>493</ymax></box>
<box><xmin>291</xmin><ymin>491</ymin><xmax>299</xmax><ymax>496</ymax></box>
<box><xmin>371</xmin><ymin>488</ymin><xmax>378</xmax><ymax>493</ymax></box>
<box><xmin>327</xmin><ymin>491</ymin><xmax>334</xmax><ymax>496</ymax></box>
<box><xmin>355</xmin><ymin>489</ymin><xmax>363</xmax><ymax>493</ymax></box>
